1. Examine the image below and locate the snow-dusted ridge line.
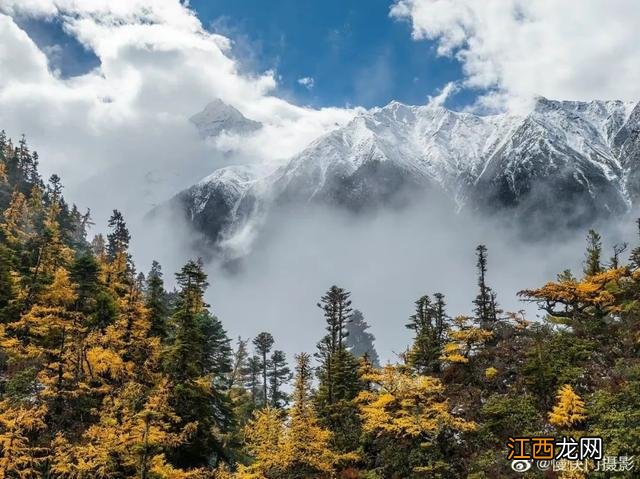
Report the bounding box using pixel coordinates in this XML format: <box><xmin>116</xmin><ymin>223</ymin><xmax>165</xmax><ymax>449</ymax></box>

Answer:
<box><xmin>165</xmin><ymin>96</ymin><xmax>640</xmax><ymax>257</ymax></box>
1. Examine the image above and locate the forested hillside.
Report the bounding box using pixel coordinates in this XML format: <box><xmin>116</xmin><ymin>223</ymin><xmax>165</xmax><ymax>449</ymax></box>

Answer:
<box><xmin>0</xmin><ymin>131</ymin><xmax>638</xmax><ymax>478</ymax></box>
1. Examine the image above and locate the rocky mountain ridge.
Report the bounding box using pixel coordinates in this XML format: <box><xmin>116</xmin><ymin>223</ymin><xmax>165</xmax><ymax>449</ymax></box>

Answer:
<box><xmin>162</xmin><ymin>97</ymin><xmax>640</xmax><ymax>258</ymax></box>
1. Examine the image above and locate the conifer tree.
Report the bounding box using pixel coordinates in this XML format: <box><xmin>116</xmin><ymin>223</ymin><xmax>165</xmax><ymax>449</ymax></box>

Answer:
<box><xmin>8</xmin><ymin>268</ymin><xmax>88</xmax><ymax>426</ymax></box>
<box><xmin>280</xmin><ymin>352</ymin><xmax>344</xmax><ymax>477</ymax></box>
<box><xmin>0</xmin><ymin>401</ymin><xmax>47</xmax><ymax>477</ymax></box>
<box><xmin>473</xmin><ymin>245</ymin><xmax>500</xmax><ymax>328</ymax></box>
<box><xmin>106</xmin><ymin>209</ymin><xmax>131</xmax><ymax>262</ymax></box>
<box><xmin>0</xmin><ymin>191</ymin><xmax>33</xmax><ymax>255</ymax></box>
<box><xmin>229</xmin><ymin>337</ymin><xmax>250</xmax><ymax>391</ymax></box>
<box><xmin>583</xmin><ymin>229</ymin><xmax>603</xmax><ymax>276</ymax></box>
<box><xmin>315</xmin><ymin>286</ymin><xmax>359</xmax><ymax>407</ymax></box>
<box><xmin>406</xmin><ymin>293</ymin><xmax>449</xmax><ymax>374</ymax></box>
<box><xmin>69</xmin><ymin>252</ymin><xmax>100</xmax><ymax>313</ymax></box>
<box><xmin>200</xmin><ymin>310</ymin><xmax>233</xmax><ymax>383</ymax></box>
<box><xmin>27</xmin><ymin>185</ymin><xmax>74</xmax><ymax>301</ymax></box>
<box><xmin>440</xmin><ymin>315</ymin><xmax>493</xmax><ymax>364</ymax></box>
<box><xmin>145</xmin><ymin>261</ymin><xmax>169</xmax><ymax>339</ymax></box>
<box><xmin>58</xmin><ymin>379</ymin><xmax>185</xmax><ymax>478</ymax></box>
<box><xmin>245</xmin><ymin>355</ymin><xmax>262</xmax><ymax>407</ymax></box>
<box><xmin>163</xmin><ymin>259</ymin><xmax>232</xmax><ymax>468</ymax></box>
<box><xmin>237</xmin><ymin>353</ymin><xmax>345</xmax><ymax>479</ymax></box>
<box><xmin>91</xmin><ymin>233</ymin><xmax>106</xmax><ymax>260</ymax></box>
<box><xmin>252</xmin><ymin>332</ymin><xmax>274</xmax><ymax>407</ymax></box>
<box><xmin>237</xmin><ymin>407</ymin><xmax>285</xmax><ymax>477</ymax></box>
<box><xmin>548</xmin><ymin>384</ymin><xmax>586</xmax><ymax>428</ymax></box>
<box><xmin>432</xmin><ymin>292</ymin><xmax>447</xmax><ymax>342</ymax></box>
<box><xmin>227</xmin><ymin>338</ymin><xmax>254</xmax><ymax>434</ymax></box>
<box><xmin>344</xmin><ymin>310</ymin><xmax>380</xmax><ymax>368</ymax></box>
<box><xmin>268</xmin><ymin>350</ymin><xmax>291</xmax><ymax>408</ymax></box>
<box><xmin>315</xmin><ymin>286</ymin><xmax>362</xmax><ymax>455</ymax></box>
<box><xmin>356</xmin><ymin>365</ymin><xmax>476</xmax><ymax>477</ymax></box>
<box><xmin>609</xmin><ymin>242</ymin><xmax>627</xmax><ymax>269</ymax></box>
<box><xmin>0</xmin><ymin>244</ymin><xmax>14</xmax><ymax>321</ymax></box>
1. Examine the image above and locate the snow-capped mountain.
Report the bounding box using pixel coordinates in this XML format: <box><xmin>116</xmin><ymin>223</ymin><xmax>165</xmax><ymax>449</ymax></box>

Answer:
<box><xmin>161</xmin><ymin>97</ymin><xmax>640</xmax><ymax>258</ymax></box>
<box><xmin>190</xmin><ymin>99</ymin><xmax>262</xmax><ymax>138</ymax></box>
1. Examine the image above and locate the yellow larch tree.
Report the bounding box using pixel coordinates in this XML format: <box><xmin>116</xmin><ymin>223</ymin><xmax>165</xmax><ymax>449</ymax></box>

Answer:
<box><xmin>0</xmin><ymin>191</ymin><xmax>33</xmax><ymax>252</ymax></box>
<box><xmin>439</xmin><ymin>315</ymin><xmax>492</xmax><ymax>364</ymax></box>
<box><xmin>520</xmin><ymin>268</ymin><xmax>625</xmax><ymax>336</ymax></box>
<box><xmin>279</xmin><ymin>352</ymin><xmax>350</xmax><ymax>477</ymax></box>
<box><xmin>236</xmin><ymin>407</ymin><xmax>285</xmax><ymax>478</ymax></box>
<box><xmin>1</xmin><ymin>185</ymin><xmax>74</xmax><ymax>309</ymax></box>
<box><xmin>14</xmin><ymin>268</ymin><xmax>86</xmax><ymax>402</ymax></box>
<box><xmin>89</xmin><ymin>282</ymin><xmax>152</xmax><ymax>386</ymax></box>
<box><xmin>0</xmin><ymin>159</ymin><xmax>7</xmax><ymax>185</ymax></box>
<box><xmin>35</xmin><ymin>193</ymin><xmax>75</xmax><ymax>280</ymax></box>
<box><xmin>0</xmin><ymin>191</ymin><xmax>37</xmax><ymax>310</ymax></box>
<box><xmin>238</xmin><ymin>353</ymin><xmax>346</xmax><ymax>479</ymax></box>
<box><xmin>0</xmin><ymin>400</ymin><xmax>47</xmax><ymax>478</ymax></box>
<box><xmin>54</xmin><ymin>378</ymin><xmax>186</xmax><ymax>479</ymax></box>
<box><xmin>548</xmin><ymin>384</ymin><xmax>586</xmax><ymax>428</ymax></box>
<box><xmin>99</xmin><ymin>249</ymin><xmax>131</xmax><ymax>299</ymax></box>
<box><xmin>357</xmin><ymin>364</ymin><xmax>476</xmax><ymax>439</ymax></box>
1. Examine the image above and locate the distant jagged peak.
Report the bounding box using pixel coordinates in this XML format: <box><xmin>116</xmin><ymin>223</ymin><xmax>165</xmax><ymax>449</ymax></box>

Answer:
<box><xmin>190</xmin><ymin>98</ymin><xmax>262</xmax><ymax>138</ymax></box>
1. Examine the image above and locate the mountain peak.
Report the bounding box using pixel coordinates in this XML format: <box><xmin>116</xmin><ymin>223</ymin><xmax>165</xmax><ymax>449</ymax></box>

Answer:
<box><xmin>168</xmin><ymin>96</ymin><xmax>640</xmax><ymax>256</ymax></box>
<box><xmin>190</xmin><ymin>99</ymin><xmax>262</xmax><ymax>138</ymax></box>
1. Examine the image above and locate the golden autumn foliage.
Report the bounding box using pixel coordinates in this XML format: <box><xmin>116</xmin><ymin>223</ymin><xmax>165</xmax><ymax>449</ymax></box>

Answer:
<box><xmin>484</xmin><ymin>366</ymin><xmax>498</xmax><ymax>380</ymax></box>
<box><xmin>357</xmin><ymin>365</ymin><xmax>476</xmax><ymax>438</ymax></box>
<box><xmin>3</xmin><ymin>134</ymin><xmax>640</xmax><ymax>478</ymax></box>
<box><xmin>0</xmin><ymin>160</ymin><xmax>6</xmax><ymax>184</ymax></box>
<box><xmin>59</xmin><ymin>380</ymin><xmax>186</xmax><ymax>478</ymax></box>
<box><xmin>0</xmin><ymin>191</ymin><xmax>33</xmax><ymax>250</ymax></box>
<box><xmin>38</xmin><ymin>202</ymin><xmax>75</xmax><ymax>278</ymax></box>
<box><xmin>0</xmin><ymin>401</ymin><xmax>47</xmax><ymax>479</ymax></box>
<box><xmin>521</xmin><ymin>268</ymin><xmax>626</xmax><ymax>319</ymax></box>
<box><xmin>238</xmin><ymin>407</ymin><xmax>285</xmax><ymax>478</ymax></box>
<box><xmin>548</xmin><ymin>384</ymin><xmax>586</xmax><ymax>428</ymax></box>
<box><xmin>440</xmin><ymin>315</ymin><xmax>492</xmax><ymax>364</ymax></box>
<box><xmin>239</xmin><ymin>354</ymin><xmax>349</xmax><ymax>479</ymax></box>
<box><xmin>1</xmin><ymin>268</ymin><xmax>86</xmax><ymax>393</ymax></box>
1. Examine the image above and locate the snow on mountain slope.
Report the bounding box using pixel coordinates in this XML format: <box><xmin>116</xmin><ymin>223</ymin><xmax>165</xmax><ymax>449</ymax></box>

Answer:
<box><xmin>161</xmin><ymin>96</ymin><xmax>640</xmax><ymax>257</ymax></box>
<box><xmin>190</xmin><ymin>99</ymin><xmax>262</xmax><ymax>138</ymax></box>
<box><xmin>472</xmin><ymin>98</ymin><xmax>635</xmax><ymax>229</ymax></box>
<box><xmin>613</xmin><ymin>102</ymin><xmax>640</xmax><ymax>201</ymax></box>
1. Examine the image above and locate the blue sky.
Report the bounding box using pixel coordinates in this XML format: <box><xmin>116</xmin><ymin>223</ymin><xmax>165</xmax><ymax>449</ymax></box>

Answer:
<box><xmin>15</xmin><ymin>0</ymin><xmax>477</xmax><ymax>110</ymax></box>
<box><xmin>14</xmin><ymin>16</ymin><xmax>100</xmax><ymax>77</ymax></box>
<box><xmin>192</xmin><ymin>0</ymin><xmax>475</xmax><ymax>109</ymax></box>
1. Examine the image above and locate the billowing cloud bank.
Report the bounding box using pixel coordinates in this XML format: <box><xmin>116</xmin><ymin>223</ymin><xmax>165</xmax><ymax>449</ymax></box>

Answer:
<box><xmin>391</xmin><ymin>0</ymin><xmax>640</xmax><ymax>111</ymax></box>
<box><xmin>0</xmin><ymin>0</ymin><xmax>357</xmax><ymax>223</ymax></box>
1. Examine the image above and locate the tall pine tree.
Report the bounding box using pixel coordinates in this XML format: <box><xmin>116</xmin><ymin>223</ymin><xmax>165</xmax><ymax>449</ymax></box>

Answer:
<box><xmin>405</xmin><ymin>293</ymin><xmax>448</xmax><ymax>374</ymax></box>
<box><xmin>252</xmin><ymin>332</ymin><xmax>274</xmax><ymax>408</ymax></box>
<box><xmin>145</xmin><ymin>261</ymin><xmax>169</xmax><ymax>339</ymax></box>
<box><xmin>473</xmin><ymin>245</ymin><xmax>499</xmax><ymax>328</ymax></box>
<box><xmin>163</xmin><ymin>259</ymin><xmax>233</xmax><ymax>468</ymax></box>
<box><xmin>268</xmin><ymin>350</ymin><xmax>291</xmax><ymax>408</ymax></box>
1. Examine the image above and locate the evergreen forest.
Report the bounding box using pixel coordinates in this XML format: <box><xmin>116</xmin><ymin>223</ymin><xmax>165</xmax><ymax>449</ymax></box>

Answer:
<box><xmin>0</xmin><ymin>132</ymin><xmax>638</xmax><ymax>478</ymax></box>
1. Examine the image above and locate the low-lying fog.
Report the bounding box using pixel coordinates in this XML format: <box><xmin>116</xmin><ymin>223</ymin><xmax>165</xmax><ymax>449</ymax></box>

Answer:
<box><xmin>132</xmin><ymin>196</ymin><xmax>638</xmax><ymax>364</ymax></box>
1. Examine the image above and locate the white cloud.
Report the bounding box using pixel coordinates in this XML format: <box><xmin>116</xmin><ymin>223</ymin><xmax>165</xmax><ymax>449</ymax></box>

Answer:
<box><xmin>297</xmin><ymin>76</ymin><xmax>314</xmax><ymax>89</ymax></box>
<box><xmin>426</xmin><ymin>81</ymin><xmax>457</xmax><ymax>107</ymax></box>
<box><xmin>0</xmin><ymin>0</ymin><xmax>357</xmax><ymax>227</ymax></box>
<box><xmin>391</xmin><ymin>0</ymin><xmax>640</xmax><ymax>111</ymax></box>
